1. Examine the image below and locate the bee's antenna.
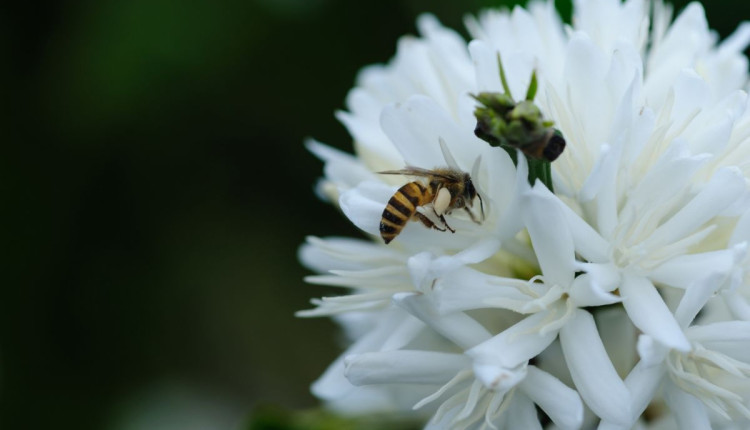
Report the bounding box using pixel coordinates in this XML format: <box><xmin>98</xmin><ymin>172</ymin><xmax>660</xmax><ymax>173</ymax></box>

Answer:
<box><xmin>477</xmin><ymin>193</ymin><xmax>485</xmax><ymax>221</ymax></box>
<box><xmin>471</xmin><ymin>155</ymin><xmax>488</xmax><ymax>220</ymax></box>
<box><xmin>438</xmin><ymin>137</ymin><xmax>461</xmax><ymax>171</ymax></box>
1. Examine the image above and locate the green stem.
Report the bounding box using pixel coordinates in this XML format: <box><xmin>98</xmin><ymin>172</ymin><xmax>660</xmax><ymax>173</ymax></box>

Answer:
<box><xmin>526</xmin><ymin>157</ymin><xmax>554</xmax><ymax>192</ymax></box>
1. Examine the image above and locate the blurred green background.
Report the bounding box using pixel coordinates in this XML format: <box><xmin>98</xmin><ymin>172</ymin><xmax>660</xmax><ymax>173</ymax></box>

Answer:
<box><xmin>2</xmin><ymin>0</ymin><xmax>747</xmax><ymax>429</ymax></box>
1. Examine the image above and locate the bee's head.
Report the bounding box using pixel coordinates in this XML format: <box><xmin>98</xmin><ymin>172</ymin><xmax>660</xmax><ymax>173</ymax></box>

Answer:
<box><xmin>463</xmin><ymin>175</ymin><xmax>477</xmax><ymax>207</ymax></box>
<box><xmin>543</xmin><ymin>130</ymin><xmax>566</xmax><ymax>161</ymax></box>
<box><xmin>464</xmin><ymin>174</ymin><xmax>484</xmax><ymax>220</ymax></box>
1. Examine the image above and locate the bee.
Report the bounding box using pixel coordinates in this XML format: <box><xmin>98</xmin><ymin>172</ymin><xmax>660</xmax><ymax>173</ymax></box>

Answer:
<box><xmin>378</xmin><ymin>166</ymin><xmax>484</xmax><ymax>244</ymax></box>
<box><xmin>520</xmin><ymin>128</ymin><xmax>566</xmax><ymax>162</ymax></box>
<box><xmin>472</xmin><ymin>95</ymin><xmax>567</xmax><ymax>162</ymax></box>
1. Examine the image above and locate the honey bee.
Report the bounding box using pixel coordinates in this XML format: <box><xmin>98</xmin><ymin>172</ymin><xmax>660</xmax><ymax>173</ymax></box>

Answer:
<box><xmin>378</xmin><ymin>166</ymin><xmax>484</xmax><ymax>244</ymax></box>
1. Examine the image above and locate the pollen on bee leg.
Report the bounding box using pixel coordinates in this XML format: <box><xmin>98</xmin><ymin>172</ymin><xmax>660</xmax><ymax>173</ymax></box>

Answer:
<box><xmin>433</xmin><ymin>187</ymin><xmax>452</xmax><ymax>216</ymax></box>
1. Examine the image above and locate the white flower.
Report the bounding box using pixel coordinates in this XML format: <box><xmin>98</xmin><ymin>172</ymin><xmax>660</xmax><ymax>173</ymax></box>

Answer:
<box><xmin>300</xmin><ymin>0</ymin><xmax>750</xmax><ymax>428</ymax></box>
<box><xmin>599</xmin><ymin>270</ymin><xmax>750</xmax><ymax>429</ymax></box>
<box><xmin>344</xmin><ymin>292</ymin><xmax>584</xmax><ymax>429</ymax></box>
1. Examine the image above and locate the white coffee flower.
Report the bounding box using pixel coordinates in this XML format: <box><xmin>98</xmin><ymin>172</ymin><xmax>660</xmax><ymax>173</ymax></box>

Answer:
<box><xmin>300</xmin><ymin>0</ymin><xmax>750</xmax><ymax>428</ymax></box>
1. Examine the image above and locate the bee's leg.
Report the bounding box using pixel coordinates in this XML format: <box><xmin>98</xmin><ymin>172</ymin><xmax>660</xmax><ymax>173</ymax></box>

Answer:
<box><xmin>436</xmin><ymin>213</ymin><xmax>456</xmax><ymax>233</ymax></box>
<box><xmin>414</xmin><ymin>212</ymin><xmax>446</xmax><ymax>232</ymax></box>
<box><xmin>464</xmin><ymin>207</ymin><xmax>481</xmax><ymax>224</ymax></box>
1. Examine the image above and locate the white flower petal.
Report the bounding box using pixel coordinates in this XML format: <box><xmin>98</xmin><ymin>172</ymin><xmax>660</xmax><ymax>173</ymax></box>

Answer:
<box><xmin>468</xmin><ymin>311</ymin><xmax>559</xmax><ymax>369</ymax></box>
<box><xmin>620</xmin><ymin>273</ymin><xmax>691</xmax><ymax>351</ymax></box>
<box><xmin>564</xmin><ymin>32</ymin><xmax>611</xmax><ymax>149</ymax></box>
<box><xmin>393</xmin><ymin>292</ymin><xmax>492</xmax><ymax>349</ymax></box>
<box><xmin>557</xmin><ymin>194</ymin><xmax>611</xmax><ymax>263</ymax></box>
<box><xmin>559</xmin><ymin>309</ymin><xmax>631</xmax><ymax>426</ymax></box>
<box><xmin>431</xmin><ymin>267</ymin><xmax>530</xmax><ymax>314</ymax></box>
<box><xmin>380</xmin><ymin>95</ymin><xmax>486</xmax><ymax>170</ymax></box>
<box><xmin>649</xmin><ymin>249</ymin><xmax>737</xmax><ymax>289</ymax></box>
<box><xmin>345</xmin><ymin>350</ymin><xmax>470</xmax><ymax>385</ymax></box>
<box><xmin>472</xmin><ymin>362</ymin><xmax>527</xmax><ymax>392</ymax></box>
<box><xmin>299</xmin><ymin>236</ymin><xmax>400</xmax><ymax>273</ymax></box>
<box><xmin>730</xmin><ymin>208</ymin><xmax>750</xmax><ymax>246</ymax></box>
<box><xmin>504</xmin><ymin>392</ymin><xmax>543</xmax><ymax>430</ymax></box>
<box><xmin>569</xmin><ymin>271</ymin><xmax>622</xmax><ymax>307</ymax></box>
<box><xmin>663</xmin><ymin>380</ymin><xmax>712</xmax><ymax>430</ymax></box>
<box><xmin>468</xmin><ymin>39</ymin><xmax>504</xmax><ymax>94</ymax></box>
<box><xmin>312</xmin><ymin>309</ymin><xmax>417</xmax><ymax>400</ymax></box>
<box><xmin>496</xmin><ymin>150</ymin><xmax>530</xmax><ymax>240</ymax></box>
<box><xmin>406</xmin><ymin>238</ymin><xmax>501</xmax><ymax>289</ymax></box>
<box><xmin>340</xmin><ymin>181</ymin><xmax>394</xmax><ymax>236</ymax></box>
<box><xmin>423</xmin><ymin>238</ymin><xmax>502</xmax><ymax>276</ymax></box>
<box><xmin>674</xmin><ymin>272</ymin><xmax>727</xmax><ymax>327</ymax></box>
<box><xmin>687</xmin><ymin>321</ymin><xmax>750</xmax><ymax>363</ymax></box>
<box><xmin>636</xmin><ymin>334</ymin><xmax>669</xmax><ymax>367</ymax></box>
<box><xmin>722</xmin><ymin>290</ymin><xmax>750</xmax><ymax>321</ymax></box>
<box><xmin>523</xmin><ymin>183</ymin><xmax>576</xmax><ymax>287</ymax></box>
<box><xmin>598</xmin><ymin>360</ymin><xmax>666</xmax><ymax>430</ymax></box>
<box><xmin>645</xmin><ymin>2</ymin><xmax>711</xmax><ymax>106</ymax></box>
<box><xmin>578</xmin><ymin>142</ymin><xmax>621</xmax><ymax>238</ymax></box>
<box><xmin>644</xmin><ymin>167</ymin><xmax>748</xmax><ymax>250</ymax></box>
<box><xmin>306</xmin><ymin>138</ymin><xmax>379</xmax><ymax>186</ymax></box>
<box><xmin>625</xmin><ymin>141</ymin><xmax>709</xmax><ymax>222</ymax></box>
<box><xmin>520</xmin><ymin>365</ymin><xmax>583</xmax><ymax>430</ymax></box>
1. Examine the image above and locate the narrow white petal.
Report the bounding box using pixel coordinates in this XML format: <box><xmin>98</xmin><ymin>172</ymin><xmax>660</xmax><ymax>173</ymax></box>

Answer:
<box><xmin>299</xmin><ymin>236</ymin><xmax>397</xmax><ymax>273</ymax></box>
<box><xmin>559</xmin><ymin>309</ymin><xmax>632</xmax><ymax>426</ymax></box>
<box><xmin>687</xmin><ymin>321</ymin><xmax>750</xmax><ymax>343</ymax></box>
<box><xmin>305</xmin><ymin>138</ymin><xmax>379</xmax><ymax>190</ymax></box>
<box><xmin>393</xmin><ymin>292</ymin><xmax>492</xmax><ymax>349</ymax></box>
<box><xmin>380</xmin><ymin>95</ymin><xmax>487</xmax><ymax>171</ymax></box>
<box><xmin>674</xmin><ymin>272</ymin><xmax>726</xmax><ymax>327</ymax></box>
<box><xmin>504</xmin><ymin>393</ymin><xmax>543</xmax><ymax>430</ymax></box>
<box><xmin>569</xmin><ymin>272</ymin><xmax>622</xmax><ymax>307</ymax></box>
<box><xmin>473</xmin><ymin>362</ymin><xmax>527</xmax><ymax>392</ymax></box>
<box><xmin>687</xmin><ymin>321</ymin><xmax>750</xmax><ymax>363</ymax></box>
<box><xmin>620</xmin><ymin>273</ymin><xmax>690</xmax><ymax>351</ymax></box>
<box><xmin>671</xmin><ymin>69</ymin><xmax>710</xmax><ymax>130</ymax></box>
<box><xmin>722</xmin><ymin>290</ymin><xmax>750</xmax><ymax>321</ymax></box>
<box><xmin>720</xmin><ymin>21</ymin><xmax>750</xmax><ymax>54</ymax></box>
<box><xmin>663</xmin><ymin>381</ymin><xmax>712</xmax><ymax>430</ymax></box>
<box><xmin>649</xmin><ymin>249</ymin><xmax>737</xmax><ymax>289</ymax></box>
<box><xmin>432</xmin><ymin>267</ymin><xmax>532</xmax><ymax>314</ymax></box>
<box><xmin>468</xmin><ymin>311</ymin><xmax>559</xmax><ymax>369</ymax></box>
<box><xmin>730</xmin><ymin>209</ymin><xmax>750</xmax><ymax>246</ymax></box>
<box><xmin>564</xmin><ymin>33</ymin><xmax>610</xmax><ymax>149</ymax></box>
<box><xmin>344</xmin><ymin>350</ymin><xmax>470</xmax><ymax>385</ymax></box>
<box><xmin>626</xmin><ymin>142</ymin><xmax>708</xmax><ymax>213</ymax></box>
<box><xmin>406</xmin><ymin>238</ymin><xmax>501</xmax><ymax>289</ymax></box>
<box><xmin>523</xmin><ymin>183</ymin><xmax>576</xmax><ymax>287</ymax></box>
<box><xmin>312</xmin><ymin>309</ymin><xmax>414</xmax><ymax>399</ymax></box>
<box><xmin>598</xmin><ymin>360</ymin><xmax>666</xmax><ymax>430</ymax></box>
<box><xmin>580</xmin><ymin>142</ymin><xmax>621</xmax><ymax>239</ymax></box>
<box><xmin>335</xmin><ymin>110</ymin><xmax>403</xmax><ymax>172</ymax></box>
<box><xmin>424</xmin><ymin>238</ymin><xmax>502</xmax><ymax>277</ymax></box>
<box><xmin>520</xmin><ymin>366</ymin><xmax>583</xmax><ymax>430</ymax></box>
<box><xmin>557</xmin><ymin>194</ymin><xmax>610</xmax><ymax>262</ymax></box>
<box><xmin>468</xmin><ymin>39</ymin><xmax>504</xmax><ymax>94</ymax></box>
<box><xmin>645</xmin><ymin>167</ymin><xmax>748</xmax><ymax>249</ymax></box>
<box><xmin>637</xmin><ymin>334</ymin><xmax>669</xmax><ymax>367</ymax></box>
<box><xmin>339</xmin><ymin>181</ymin><xmax>394</xmax><ymax>236</ymax></box>
<box><xmin>496</xmin><ymin>150</ymin><xmax>530</xmax><ymax>240</ymax></box>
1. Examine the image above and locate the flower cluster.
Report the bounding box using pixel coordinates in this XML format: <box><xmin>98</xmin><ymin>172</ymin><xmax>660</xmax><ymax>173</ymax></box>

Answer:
<box><xmin>300</xmin><ymin>0</ymin><xmax>750</xmax><ymax>428</ymax></box>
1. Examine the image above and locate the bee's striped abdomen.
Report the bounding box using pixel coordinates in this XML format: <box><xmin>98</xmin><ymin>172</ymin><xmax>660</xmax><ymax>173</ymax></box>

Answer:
<box><xmin>380</xmin><ymin>181</ymin><xmax>430</xmax><ymax>244</ymax></box>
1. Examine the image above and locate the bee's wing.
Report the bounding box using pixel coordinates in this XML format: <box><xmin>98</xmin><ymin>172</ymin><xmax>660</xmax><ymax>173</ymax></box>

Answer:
<box><xmin>439</xmin><ymin>137</ymin><xmax>462</xmax><ymax>171</ymax></box>
<box><xmin>378</xmin><ymin>167</ymin><xmax>458</xmax><ymax>181</ymax></box>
